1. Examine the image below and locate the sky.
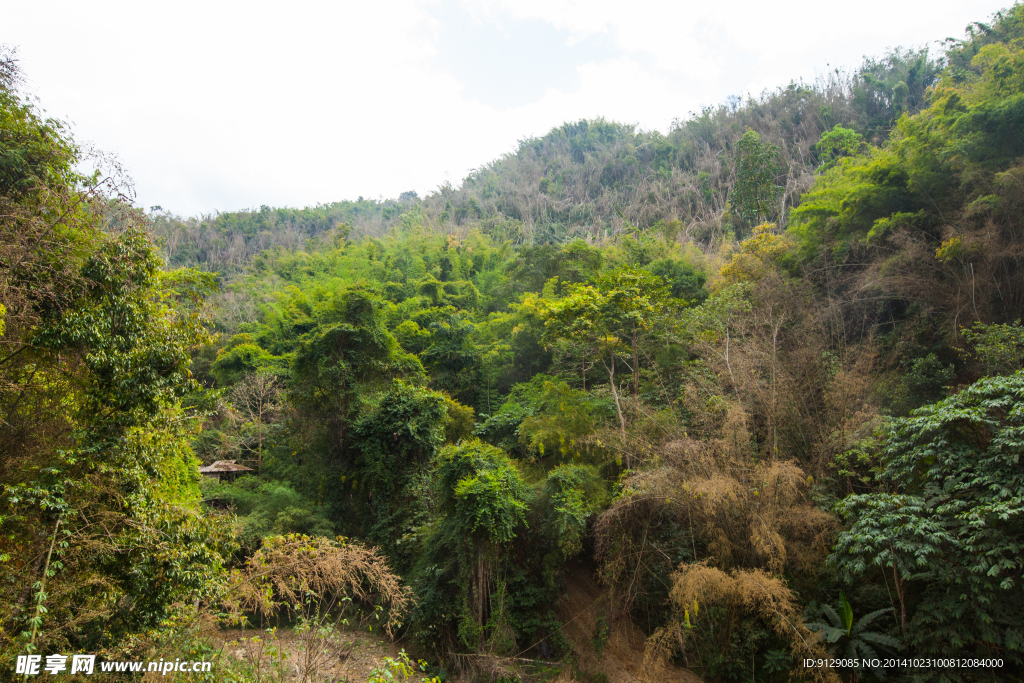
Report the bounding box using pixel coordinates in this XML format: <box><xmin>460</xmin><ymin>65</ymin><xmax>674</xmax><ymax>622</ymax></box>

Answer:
<box><xmin>2</xmin><ymin>0</ymin><xmax>1007</xmax><ymax>217</ymax></box>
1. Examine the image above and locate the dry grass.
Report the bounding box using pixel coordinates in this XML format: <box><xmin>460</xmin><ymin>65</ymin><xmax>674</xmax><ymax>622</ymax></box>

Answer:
<box><xmin>225</xmin><ymin>534</ymin><xmax>414</xmax><ymax>683</ymax></box>
<box><xmin>229</xmin><ymin>534</ymin><xmax>413</xmax><ymax>635</ymax></box>
<box><xmin>644</xmin><ymin>563</ymin><xmax>838</xmax><ymax>683</ymax></box>
<box><xmin>595</xmin><ymin>437</ymin><xmax>835</xmax><ymax>616</ymax></box>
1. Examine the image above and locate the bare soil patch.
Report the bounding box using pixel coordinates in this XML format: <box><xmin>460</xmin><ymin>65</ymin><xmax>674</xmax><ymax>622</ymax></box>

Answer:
<box><xmin>555</xmin><ymin>563</ymin><xmax>702</xmax><ymax>683</ymax></box>
<box><xmin>212</xmin><ymin>627</ymin><xmax>436</xmax><ymax>682</ymax></box>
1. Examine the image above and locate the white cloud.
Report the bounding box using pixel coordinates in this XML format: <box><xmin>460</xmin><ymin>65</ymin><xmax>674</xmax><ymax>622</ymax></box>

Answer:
<box><xmin>1</xmin><ymin>0</ymin><xmax>1005</xmax><ymax>216</ymax></box>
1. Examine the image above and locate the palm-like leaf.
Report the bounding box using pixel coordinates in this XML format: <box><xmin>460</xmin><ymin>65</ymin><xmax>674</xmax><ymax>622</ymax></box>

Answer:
<box><xmin>838</xmin><ymin>591</ymin><xmax>854</xmax><ymax>633</ymax></box>
<box><xmin>805</xmin><ymin>620</ymin><xmax>847</xmax><ymax>643</ymax></box>
<box><xmin>853</xmin><ymin>607</ymin><xmax>893</xmax><ymax>633</ymax></box>
<box><xmin>859</xmin><ymin>631</ymin><xmax>901</xmax><ymax>649</ymax></box>
<box><xmin>820</xmin><ymin>603</ymin><xmax>842</xmax><ymax>627</ymax></box>
<box><xmin>806</xmin><ymin>602</ymin><xmax>846</xmax><ymax>643</ymax></box>
<box><xmin>806</xmin><ymin>595</ymin><xmax>901</xmax><ymax>680</ymax></box>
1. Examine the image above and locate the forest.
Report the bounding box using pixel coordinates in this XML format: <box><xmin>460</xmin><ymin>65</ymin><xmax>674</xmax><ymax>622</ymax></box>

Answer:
<box><xmin>2</xmin><ymin>5</ymin><xmax>1023</xmax><ymax>683</ymax></box>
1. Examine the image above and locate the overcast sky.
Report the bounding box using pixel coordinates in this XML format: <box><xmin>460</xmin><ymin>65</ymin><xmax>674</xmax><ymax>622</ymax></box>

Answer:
<box><xmin>2</xmin><ymin>0</ymin><xmax>1006</xmax><ymax>217</ymax></box>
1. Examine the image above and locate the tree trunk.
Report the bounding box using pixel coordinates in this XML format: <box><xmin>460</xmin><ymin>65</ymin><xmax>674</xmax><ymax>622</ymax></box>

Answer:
<box><xmin>893</xmin><ymin>562</ymin><xmax>907</xmax><ymax>635</ymax></box>
<box><xmin>30</xmin><ymin>515</ymin><xmax>61</xmax><ymax>649</ymax></box>
<box><xmin>604</xmin><ymin>355</ymin><xmax>628</xmax><ymax>461</ymax></box>
<box><xmin>631</xmin><ymin>327</ymin><xmax>640</xmax><ymax>399</ymax></box>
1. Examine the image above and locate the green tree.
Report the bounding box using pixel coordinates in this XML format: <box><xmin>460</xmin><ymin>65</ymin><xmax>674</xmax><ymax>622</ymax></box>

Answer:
<box><xmin>815</xmin><ymin>125</ymin><xmax>864</xmax><ymax>170</ymax></box>
<box><xmin>544</xmin><ymin>268</ymin><xmax>675</xmax><ymax>452</ymax></box>
<box><xmin>474</xmin><ymin>374</ymin><xmax>609</xmax><ymax>463</ymax></box>
<box><xmin>420</xmin><ymin>313</ymin><xmax>479</xmax><ymax>404</ymax></box>
<box><xmin>290</xmin><ymin>287</ymin><xmax>423</xmax><ymax>453</ymax></box>
<box><xmin>413</xmin><ymin>439</ymin><xmax>528</xmax><ymax>654</ymax></box>
<box><xmin>2</xmin><ymin>227</ymin><xmax>234</xmax><ymax>652</ymax></box>
<box><xmin>1</xmin><ymin>60</ymin><xmax>236</xmax><ymax>659</ymax></box>
<box><xmin>540</xmin><ymin>464</ymin><xmax>606</xmax><ymax>559</ymax></box>
<box><xmin>646</xmin><ymin>257</ymin><xmax>708</xmax><ymax>303</ymax></box>
<box><xmin>830</xmin><ymin>371</ymin><xmax>1024</xmax><ymax>666</ymax></box>
<box><xmin>732</xmin><ymin>130</ymin><xmax>782</xmax><ymax>229</ymax></box>
<box><xmin>961</xmin><ymin>320</ymin><xmax>1024</xmax><ymax>376</ymax></box>
<box><xmin>211</xmin><ymin>334</ymin><xmax>285</xmax><ymax>386</ymax></box>
<box><xmin>351</xmin><ymin>380</ymin><xmax>447</xmax><ymax>556</ymax></box>
<box><xmin>201</xmin><ymin>478</ymin><xmax>334</xmax><ymax>549</ymax></box>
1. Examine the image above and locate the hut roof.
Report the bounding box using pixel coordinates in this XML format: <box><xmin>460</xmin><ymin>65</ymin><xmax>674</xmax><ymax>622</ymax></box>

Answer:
<box><xmin>199</xmin><ymin>460</ymin><xmax>253</xmax><ymax>474</ymax></box>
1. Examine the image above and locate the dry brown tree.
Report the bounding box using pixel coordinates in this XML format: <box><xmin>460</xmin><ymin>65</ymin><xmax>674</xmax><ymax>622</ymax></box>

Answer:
<box><xmin>644</xmin><ymin>563</ymin><xmax>839</xmax><ymax>682</ymax></box>
<box><xmin>230</xmin><ymin>370</ymin><xmax>281</xmax><ymax>471</ymax></box>
<box><xmin>695</xmin><ymin>232</ymin><xmax>881</xmax><ymax>477</ymax></box>
<box><xmin>226</xmin><ymin>534</ymin><xmax>414</xmax><ymax>683</ymax></box>
<box><xmin>595</xmin><ymin>430</ymin><xmax>835</xmax><ymax>612</ymax></box>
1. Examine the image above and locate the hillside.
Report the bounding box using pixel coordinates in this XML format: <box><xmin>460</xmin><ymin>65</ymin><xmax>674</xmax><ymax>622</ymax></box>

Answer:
<box><xmin>148</xmin><ymin>45</ymin><xmax>940</xmax><ymax>276</ymax></box>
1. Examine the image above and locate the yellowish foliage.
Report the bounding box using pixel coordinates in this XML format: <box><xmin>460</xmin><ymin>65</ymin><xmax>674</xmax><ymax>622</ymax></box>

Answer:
<box><xmin>935</xmin><ymin>236</ymin><xmax>964</xmax><ymax>262</ymax></box>
<box><xmin>441</xmin><ymin>394</ymin><xmax>475</xmax><ymax>443</ymax></box>
<box><xmin>718</xmin><ymin>223</ymin><xmax>789</xmax><ymax>284</ymax></box>
<box><xmin>228</xmin><ymin>534</ymin><xmax>414</xmax><ymax>637</ymax></box>
<box><xmin>644</xmin><ymin>563</ymin><xmax>839</xmax><ymax>682</ymax></box>
<box><xmin>596</xmin><ymin>430</ymin><xmax>835</xmax><ymax>615</ymax></box>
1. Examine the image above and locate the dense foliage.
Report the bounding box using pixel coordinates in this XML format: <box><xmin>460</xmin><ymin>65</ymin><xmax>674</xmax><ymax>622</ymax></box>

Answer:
<box><xmin>5</xmin><ymin>6</ymin><xmax>1024</xmax><ymax>682</ymax></box>
<box><xmin>0</xmin><ymin>46</ymin><xmax>232</xmax><ymax>661</ymax></box>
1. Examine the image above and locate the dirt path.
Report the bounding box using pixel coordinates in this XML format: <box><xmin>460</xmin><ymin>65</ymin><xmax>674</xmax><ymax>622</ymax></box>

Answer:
<box><xmin>555</xmin><ymin>563</ymin><xmax>702</xmax><ymax>683</ymax></box>
<box><xmin>214</xmin><ymin>627</ymin><xmax>436</xmax><ymax>682</ymax></box>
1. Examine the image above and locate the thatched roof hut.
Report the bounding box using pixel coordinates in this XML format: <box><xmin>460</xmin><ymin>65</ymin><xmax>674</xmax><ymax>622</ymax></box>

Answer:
<box><xmin>198</xmin><ymin>460</ymin><xmax>253</xmax><ymax>482</ymax></box>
